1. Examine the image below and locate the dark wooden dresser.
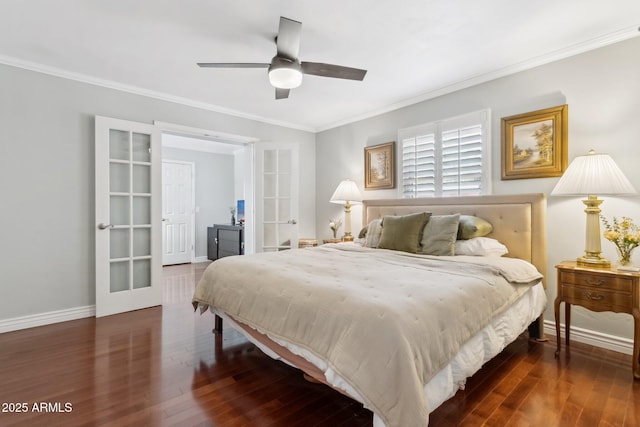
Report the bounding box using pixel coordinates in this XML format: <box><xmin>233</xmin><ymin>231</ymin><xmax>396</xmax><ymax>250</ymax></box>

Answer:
<box><xmin>207</xmin><ymin>224</ymin><xmax>244</xmax><ymax>261</ymax></box>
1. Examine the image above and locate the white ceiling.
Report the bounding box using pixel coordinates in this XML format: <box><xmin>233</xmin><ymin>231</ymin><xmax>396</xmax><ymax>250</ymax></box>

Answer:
<box><xmin>2</xmin><ymin>1</ymin><xmax>639</xmax><ymax>132</ymax></box>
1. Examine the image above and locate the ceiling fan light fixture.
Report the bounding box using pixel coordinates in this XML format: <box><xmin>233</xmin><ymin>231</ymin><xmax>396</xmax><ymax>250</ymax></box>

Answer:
<box><xmin>268</xmin><ymin>57</ymin><xmax>303</xmax><ymax>89</ymax></box>
<box><xmin>197</xmin><ymin>17</ymin><xmax>367</xmax><ymax>98</ymax></box>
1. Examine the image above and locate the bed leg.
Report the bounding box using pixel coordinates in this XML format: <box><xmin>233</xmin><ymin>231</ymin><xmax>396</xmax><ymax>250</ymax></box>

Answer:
<box><xmin>214</xmin><ymin>315</ymin><xmax>223</xmax><ymax>334</ymax></box>
<box><xmin>528</xmin><ymin>316</ymin><xmax>547</xmax><ymax>342</ymax></box>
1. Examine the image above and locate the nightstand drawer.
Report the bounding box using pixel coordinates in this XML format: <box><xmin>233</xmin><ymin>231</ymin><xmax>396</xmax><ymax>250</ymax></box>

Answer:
<box><xmin>559</xmin><ymin>271</ymin><xmax>632</xmax><ymax>292</ymax></box>
<box><xmin>561</xmin><ymin>284</ymin><xmax>632</xmax><ymax>311</ymax></box>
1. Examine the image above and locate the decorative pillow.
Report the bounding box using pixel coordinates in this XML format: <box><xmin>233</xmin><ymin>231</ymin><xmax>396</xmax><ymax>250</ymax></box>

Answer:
<box><xmin>457</xmin><ymin>215</ymin><xmax>493</xmax><ymax>240</ymax></box>
<box><xmin>377</xmin><ymin>212</ymin><xmax>431</xmax><ymax>253</ymax></box>
<box><xmin>455</xmin><ymin>237</ymin><xmax>508</xmax><ymax>257</ymax></box>
<box><xmin>421</xmin><ymin>214</ymin><xmax>460</xmax><ymax>256</ymax></box>
<box><xmin>357</xmin><ymin>225</ymin><xmax>369</xmax><ymax>239</ymax></box>
<box><xmin>363</xmin><ymin>219</ymin><xmax>383</xmax><ymax>248</ymax></box>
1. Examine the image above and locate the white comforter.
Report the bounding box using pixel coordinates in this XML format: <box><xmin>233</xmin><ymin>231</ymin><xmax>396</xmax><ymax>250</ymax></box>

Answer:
<box><xmin>192</xmin><ymin>244</ymin><xmax>542</xmax><ymax>427</ymax></box>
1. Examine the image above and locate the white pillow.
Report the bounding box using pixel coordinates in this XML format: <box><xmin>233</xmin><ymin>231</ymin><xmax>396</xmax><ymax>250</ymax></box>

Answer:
<box><xmin>454</xmin><ymin>237</ymin><xmax>508</xmax><ymax>257</ymax></box>
<box><xmin>353</xmin><ymin>237</ymin><xmax>366</xmax><ymax>246</ymax></box>
<box><xmin>364</xmin><ymin>218</ymin><xmax>383</xmax><ymax>248</ymax></box>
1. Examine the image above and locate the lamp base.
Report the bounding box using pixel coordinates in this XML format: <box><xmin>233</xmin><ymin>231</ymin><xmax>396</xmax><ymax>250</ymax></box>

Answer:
<box><xmin>576</xmin><ymin>195</ymin><xmax>610</xmax><ymax>269</ymax></box>
<box><xmin>577</xmin><ymin>255</ymin><xmax>611</xmax><ymax>268</ymax></box>
<box><xmin>342</xmin><ymin>233</ymin><xmax>354</xmax><ymax>242</ymax></box>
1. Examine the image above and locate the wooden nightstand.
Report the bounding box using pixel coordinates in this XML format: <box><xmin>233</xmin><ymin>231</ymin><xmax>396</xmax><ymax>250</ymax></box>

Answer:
<box><xmin>555</xmin><ymin>261</ymin><xmax>640</xmax><ymax>379</ymax></box>
<box><xmin>323</xmin><ymin>238</ymin><xmax>342</xmax><ymax>244</ymax></box>
<box><xmin>298</xmin><ymin>238</ymin><xmax>318</xmax><ymax>248</ymax></box>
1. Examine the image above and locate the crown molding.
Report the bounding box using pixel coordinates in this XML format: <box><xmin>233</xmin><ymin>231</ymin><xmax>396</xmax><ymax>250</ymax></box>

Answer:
<box><xmin>2</xmin><ymin>24</ymin><xmax>638</xmax><ymax>134</ymax></box>
<box><xmin>316</xmin><ymin>25</ymin><xmax>640</xmax><ymax>132</ymax></box>
<box><xmin>0</xmin><ymin>55</ymin><xmax>315</xmax><ymax>133</ymax></box>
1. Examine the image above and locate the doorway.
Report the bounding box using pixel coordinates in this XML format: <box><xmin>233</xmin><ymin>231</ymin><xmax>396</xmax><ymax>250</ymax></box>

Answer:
<box><xmin>95</xmin><ymin>117</ymin><xmax>256</xmax><ymax>317</ymax></box>
<box><xmin>157</xmin><ymin>122</ymin><xmax>256</xmax><ymax>261</ymax></box>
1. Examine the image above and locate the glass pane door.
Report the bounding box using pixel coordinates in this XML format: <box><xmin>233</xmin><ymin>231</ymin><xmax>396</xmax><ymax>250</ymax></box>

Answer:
<box><xmin>257</xmin><ymin>143</ymin><xmax>298</xmax><ymax>252</ymax></box>
<box><xmin>108</xmin><ymin>130</ymin><xmax>152</xmax><ymax>292</ymax></box>
<box><xmin>95</xmin><ymin>116</ymin><xmax>162</xmax><ymax>317</ymax></box>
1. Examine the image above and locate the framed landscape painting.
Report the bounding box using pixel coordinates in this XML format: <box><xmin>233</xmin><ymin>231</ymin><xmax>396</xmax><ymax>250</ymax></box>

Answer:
<box><xmin>364</xmin><ymin>141</ymin><xmax>395</xmax><ymax>189</ymax></box>
<box><xmin>501</xmin><ymin>104</ymin><xmax>568</xmax><ymax>180</ymax></box>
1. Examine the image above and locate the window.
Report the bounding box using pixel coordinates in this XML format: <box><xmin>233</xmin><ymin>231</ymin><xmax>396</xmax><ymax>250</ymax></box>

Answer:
<box><xmin>398</xmin><ymin>109</ymin><xmax>491</xmax><ymax>198</ymax></box>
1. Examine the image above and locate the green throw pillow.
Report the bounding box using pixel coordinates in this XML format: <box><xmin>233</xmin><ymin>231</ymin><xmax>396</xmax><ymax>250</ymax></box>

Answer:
<box><xmin>377</xmin><ymin>212</ymin><xmax>431</xmax><ymax>253</ymax></box>
<box><xmin>457</xmin><ymin>215</ymin><xmax>493</xmax><ymax>240</ymax></box>
<box><xmin>421</xmin><ymin>214</ymin><xmax>460</xmax><ymax>256</ymax></box>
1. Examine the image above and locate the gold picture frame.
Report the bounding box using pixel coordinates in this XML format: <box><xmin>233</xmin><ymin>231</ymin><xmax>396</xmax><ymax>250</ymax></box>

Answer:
<box><xmin>364</xmin><ymin>141</ymin><xmax>395</xmax><ymax>189</ymax></box>
<box><xmin>501</xmin><ymin>104</ymin><xmax>568</xmax><ymax>180</ymax></box>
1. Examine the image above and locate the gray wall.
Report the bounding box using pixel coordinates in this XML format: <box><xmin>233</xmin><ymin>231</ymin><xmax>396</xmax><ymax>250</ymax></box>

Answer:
<box><xmin>316</xmin><ymin>37</ymin><xmax>640</xmax><ymax>346</ymax></box>
<box><xmin>0</xmin><ymin>63</ymin><xmax>315</xmax><ymax>321</ymax></box>
<box><xmin>162</xmin><ymin>147</ymin><xmax>236</xmax><ymax>258</ymax></box>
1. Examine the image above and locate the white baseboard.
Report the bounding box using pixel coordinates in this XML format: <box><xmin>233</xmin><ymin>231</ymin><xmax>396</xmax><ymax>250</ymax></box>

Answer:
<box><xmin>194</xmin><ymin>256</ymin><xmax>210</xmax><ymax>263</ymax></box>
<box><xmin>0</xmin><ymin>305</ymin><xmax>95</xmax><ymax>334</ymax></box>
<box><xmin>543</xmin><ymin>319</ymin><xmax>633</xmax><ymax>355</ymax></box>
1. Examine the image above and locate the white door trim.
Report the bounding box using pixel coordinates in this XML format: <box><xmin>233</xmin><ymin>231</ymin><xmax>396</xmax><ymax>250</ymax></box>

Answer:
<box><xmin>154</xmin><ymin>121</ymin><xmax>258</xmax><ymax>145</ymax></box>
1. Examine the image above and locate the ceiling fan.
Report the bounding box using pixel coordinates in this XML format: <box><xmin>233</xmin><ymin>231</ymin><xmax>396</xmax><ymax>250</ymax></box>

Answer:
<box><xmin>197</xmin><ymin>16</ymin><xmax>367</xmax><ymax>100</ymax></box>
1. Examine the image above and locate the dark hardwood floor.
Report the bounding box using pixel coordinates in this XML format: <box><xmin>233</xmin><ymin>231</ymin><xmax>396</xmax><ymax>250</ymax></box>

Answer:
<box><xmin>0</xmin><ymin>262</ymin><xmax>638</xmax><ymax>426</ymax></box>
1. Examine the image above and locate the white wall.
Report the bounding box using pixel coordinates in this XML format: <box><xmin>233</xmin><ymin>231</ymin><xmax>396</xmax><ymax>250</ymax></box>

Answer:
<box><xmin>0</xmin><ymin>63</ymin><xmax>315</xmax><ymax>322</ymax></box>
<box><xmin>316</xmin><ymin>37</ymin><xmax>640</xmax><ymax>348</ymax></box>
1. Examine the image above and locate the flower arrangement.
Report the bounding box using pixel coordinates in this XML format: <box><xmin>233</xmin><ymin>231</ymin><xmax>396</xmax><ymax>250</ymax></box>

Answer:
<box><xmin>329</xmin><ymin>218</ymin><xmax>343</xmax><ymax>239</ymax></box>
<box><xmin>601</xmin><ymin>215</ymin><xmax>640</xmax><ymax>266</ymax></box>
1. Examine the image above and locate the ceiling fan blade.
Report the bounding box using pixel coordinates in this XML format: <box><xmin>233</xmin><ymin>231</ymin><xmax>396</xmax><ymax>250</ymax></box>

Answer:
<box><xmin>276</xmin><ymin>17</ymin><xmax>302</xmax><ymax>60</ymax></box>
<box><xmin>275</xmin><ymin>88</ymin><xmax>290</xmax><ymax>100</ymax></box>
<box><xmin>301</xmin><ymin>62</ymin><xmax>367</xmax><ymax>81</ymax></box>
<box><xmin>197</xmin><ymin>63</ymin><xmax>269</xmax><ymax>68</ymax></box>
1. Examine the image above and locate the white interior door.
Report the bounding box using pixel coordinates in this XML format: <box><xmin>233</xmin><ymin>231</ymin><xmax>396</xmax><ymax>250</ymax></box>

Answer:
<box><xmin>162</xmin><ymin>160</ymin><xmax>194</xmax><ymax>265</ymax></box>
<box><xmin>255</xmin><ymin>143</ymin><xmax>299</xmax><ymax>252</ymax></box>
<box><xmin>95</xmin><ymin>116</ymin><xmax>162</xmax><ymax>317</ymax></box>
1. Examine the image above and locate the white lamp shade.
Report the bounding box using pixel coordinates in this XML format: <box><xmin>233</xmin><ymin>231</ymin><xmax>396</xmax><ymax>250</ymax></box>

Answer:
<box><xmin>551</xmin><ymin>150</ymin><xmax>636</xmax><ymax>196</ymax></box>
<box><xmin>330</xmin><ymin>179</ymin><xmax>362</xmax><ymax>204</ymax></box>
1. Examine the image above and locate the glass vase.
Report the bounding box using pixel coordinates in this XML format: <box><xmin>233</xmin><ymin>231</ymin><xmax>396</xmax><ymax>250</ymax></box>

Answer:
<box><xmin>617</xmin><ymin>249</ymin><xmax>632</xmax><ymax>266</ymax></box>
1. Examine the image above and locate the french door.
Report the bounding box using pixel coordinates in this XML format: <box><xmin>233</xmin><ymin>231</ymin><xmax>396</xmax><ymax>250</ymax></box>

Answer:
<box><xmin>95</xmin><ymin>116</ymin><xmax>162</xmax><ymax>317</ymax></box>
<box><xmin>255</xmin><ymin>143</ymin><xmax>299</xmax><ymax>252</ymax></box>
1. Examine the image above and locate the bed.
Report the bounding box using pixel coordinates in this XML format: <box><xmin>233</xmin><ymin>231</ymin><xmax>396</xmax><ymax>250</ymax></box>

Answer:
<box><xmin>192</xmin><ymin>193</ymin><xmax>547</xmax><ymax>427</ymax></box>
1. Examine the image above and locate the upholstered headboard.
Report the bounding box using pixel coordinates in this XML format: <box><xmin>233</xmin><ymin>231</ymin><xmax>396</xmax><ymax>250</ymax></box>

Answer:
<box><xmin>362</xmin><ymin>193</ymin><xmax>547</xmax><ymax>285</ymax></box>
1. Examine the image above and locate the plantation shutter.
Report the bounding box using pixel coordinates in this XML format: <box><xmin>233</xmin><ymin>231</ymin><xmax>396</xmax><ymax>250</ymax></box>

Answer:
<box><xmin>399</xmin><ymin>110</ymin><xmax>490</xmax><ymax>198</ymax></box>
<box><xmin>401</xmin><ymin>125</ymin><xmax>436</xmax><ymax>198</ymax></box>
<box><xmin>441</xmin><ymin>124</ymin><xmax>483</xmax><ymax>196</ymax></box>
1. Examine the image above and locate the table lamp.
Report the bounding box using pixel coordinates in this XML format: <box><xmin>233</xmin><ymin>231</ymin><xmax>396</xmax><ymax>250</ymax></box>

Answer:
<box><xmin>551</xmin><ymin>149</ymin><xmax>637</xmax><ymax>267</ymax></box>
<box><xmin>330</xmin><ymin>179</ymin><xmax>362</xmax><ymax>242</ymax></box>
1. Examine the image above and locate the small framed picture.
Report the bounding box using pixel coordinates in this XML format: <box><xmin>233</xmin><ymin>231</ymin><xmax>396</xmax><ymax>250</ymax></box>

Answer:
<box><xmin>364</xmin><ymin>141</ymin><xmax>395</xmax><ymax>189</ymax></box>
<box><xmin>501</xmin><ymin>104</ymin><xmax>568</xmax><ymax>180</ymax></box>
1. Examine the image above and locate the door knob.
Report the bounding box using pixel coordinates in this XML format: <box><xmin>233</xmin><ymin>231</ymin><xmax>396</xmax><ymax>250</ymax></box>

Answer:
<box><xmin>288</xmin><ymin>219</ymin><xmax>297</xmax><ymax>224</ymax></box>
<box><xmin>98</xmin><ymin>223</ymin><xmax>114</xmax><ymax>230</ymax></box>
